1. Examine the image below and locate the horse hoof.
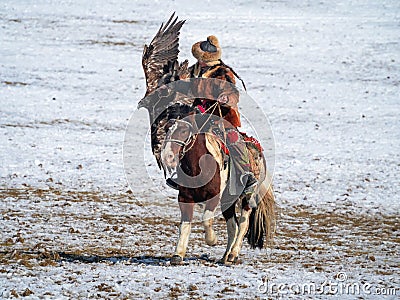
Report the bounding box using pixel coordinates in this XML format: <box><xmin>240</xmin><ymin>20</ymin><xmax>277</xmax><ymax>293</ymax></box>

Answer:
<box><xmin>227</xmin><ymin>254</ymin><xmax>240</xmax><ymax>264</ymax></box>
<box><xmin>218</xmin><ymin>258</ymin><xmax>230</xmax><ymax>265</ymax></box>
<box><xmin>170</xmin><ymin>255</ymin><xmax>183</xmax><ymax>265</ymax></box>
<box><xmin>218</xmin><ymin>256</ymin><xmax>232</xmax><ymax>266</ymax></box>
<box><xmin>227</xmin><ymin>254</ymin><xmax>236</xmax><ymax>262</ymax></box>
<box><xmin>205</xmin><ymin>235</ymin><xmax>217</xmax><ymax>246</ymax></box>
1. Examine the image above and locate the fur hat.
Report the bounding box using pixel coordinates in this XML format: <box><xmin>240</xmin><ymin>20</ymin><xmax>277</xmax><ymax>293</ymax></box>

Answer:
<box><xmin>192</xmin><ymin>35</ymin><xmax>221</xmax><ymax>64</ymax></box>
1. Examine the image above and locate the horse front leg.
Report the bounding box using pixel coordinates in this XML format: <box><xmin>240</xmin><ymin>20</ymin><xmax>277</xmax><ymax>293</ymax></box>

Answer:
<box><xmin>202</xmin><ymin>195</ymin><xmax>220</xmax><ymax>246</ymax></box>
<box><xmin>171</xmin><ymin>201</ymin><xmax>194</xmax><ymax>265</ymax></box>
<box><xmin>227</xmin><ymin>196</ymin><xmax>252</xmax><ymax>263</ymax></box>
<box><xmin>221</xmin><ymin>202</ymin><xmax>238</xmax><ymax>264</ymax></box>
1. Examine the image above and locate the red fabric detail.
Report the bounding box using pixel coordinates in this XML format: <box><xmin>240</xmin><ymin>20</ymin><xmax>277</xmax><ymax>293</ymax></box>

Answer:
<box><xmin>197</xmin><ymin>104</ymin><xmax>206</xmax><ymax>113</ymax></box>
<box><xmin>197</xmin><ymin>99</ymin><xmax>209</xmax><ymax>114</ymax></box>
<box><xmin>239</xmin><ymin>132</ymin><xmax>264</xmax><ymax>152</ymax></box>
<box><xmin>220</xmin><ymin>142</ymin><xmax>229</xmax><ymax>155</ymax></box>
<box><xmin>211</xmin><ymin>133</ymin><xmax>229</xmax><ymax>155</ymax></box>
<box><xmin>224</xmin><ymin>109</ymin><xmax>241</xmax><ymax>128</ymax></box>
<box><xmin>227</xmin><ymin>130</ymin><xmax>239</xmax><ymax>143</ymax></box>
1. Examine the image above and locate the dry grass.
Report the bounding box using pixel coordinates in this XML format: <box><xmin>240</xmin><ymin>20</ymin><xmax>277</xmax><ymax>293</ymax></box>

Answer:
<box><xmin>1</xmin><ymin>187</ymin><xmax>398</xmax><ymax>277</ymax></box>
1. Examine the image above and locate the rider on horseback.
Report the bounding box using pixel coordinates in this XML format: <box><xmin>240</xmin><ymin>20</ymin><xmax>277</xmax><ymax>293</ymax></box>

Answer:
<box><xmin>166</xmin><ymin>35</ymin><xmax>258</xmax><ymax>196</ymax></box>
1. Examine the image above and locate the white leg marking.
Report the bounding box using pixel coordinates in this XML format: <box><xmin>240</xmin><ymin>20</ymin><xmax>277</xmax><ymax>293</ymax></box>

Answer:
<box><xmin>230</xmin><ymin>208</ymin><xmax>252</xmax><ymax>259</ymax></box>
<box><xmin>202</xmin><ymin>209</ymin><xmax>217</xmax><ymax>246</ymax></box>
<box><xmin>174</xmin><ymin>222</ymin><xmax>191</xmax><ymax>258</ymax></box>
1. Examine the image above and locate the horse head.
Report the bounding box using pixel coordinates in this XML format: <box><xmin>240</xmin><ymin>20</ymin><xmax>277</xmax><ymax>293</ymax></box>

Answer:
<box><xmin>161</xmin><ymin>117</ymin><xmax>195</xmax><ymax>171</ymax></box>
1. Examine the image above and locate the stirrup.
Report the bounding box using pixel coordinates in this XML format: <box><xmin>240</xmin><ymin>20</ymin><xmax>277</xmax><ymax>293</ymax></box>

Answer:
<box><xmin>243</xmin><ymin>173</ymin><xmax>258</xmax><ymax>194</ymax></box>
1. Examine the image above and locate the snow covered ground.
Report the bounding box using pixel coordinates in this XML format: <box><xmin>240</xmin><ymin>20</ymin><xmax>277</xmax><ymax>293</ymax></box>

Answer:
<box><xmin>1</xmin><ymin>0</ymin><xmax>399</xmax><ymax>299</ymax></box>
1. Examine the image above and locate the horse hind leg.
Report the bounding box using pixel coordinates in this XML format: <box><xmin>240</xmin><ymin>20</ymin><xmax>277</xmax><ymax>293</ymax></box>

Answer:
<box><xmin>221</xmin><ymin>202</ymin><xmax>238</xmax><ymax>264</ymax></box>
<box><xmin>227</xmin><ymin>196</ymin><xmax>252</xmax><ymax>263</ymax></box>
<box><xmin>171</xmin><ymin>201</ymin><xmax>194</xmax><ymax>265</ymax></box>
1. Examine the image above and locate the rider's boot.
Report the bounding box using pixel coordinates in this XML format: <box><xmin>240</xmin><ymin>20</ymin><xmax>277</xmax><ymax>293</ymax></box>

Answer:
<box><xmin>242</xmin><ymin>172</ymin><xmax>258</xmax><ymax>194</ymax></box>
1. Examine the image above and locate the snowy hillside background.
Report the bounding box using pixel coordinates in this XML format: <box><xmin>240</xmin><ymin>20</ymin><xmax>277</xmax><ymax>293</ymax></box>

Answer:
<box><xmin>1</xmin><ymin>0</ymin><xmax>399</xmax><ymax>299</ymax></box>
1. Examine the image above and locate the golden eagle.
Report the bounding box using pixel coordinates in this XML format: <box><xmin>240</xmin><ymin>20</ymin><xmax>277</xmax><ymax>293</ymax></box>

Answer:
<box><xmin>138</xmin><ymin>13</ymin><xmax>191</xmax><ymax>173</ymax></box>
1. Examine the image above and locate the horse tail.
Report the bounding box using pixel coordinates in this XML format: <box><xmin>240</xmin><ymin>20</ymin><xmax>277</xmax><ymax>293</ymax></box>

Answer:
<box><xmin>247</xmin><ymin>178</ymin><xmax>276</xmax><ymax>249</ymax></box>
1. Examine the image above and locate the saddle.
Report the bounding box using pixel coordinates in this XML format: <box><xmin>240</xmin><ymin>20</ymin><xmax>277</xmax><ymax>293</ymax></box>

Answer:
<box><xmin>240</xmin><ymin>132</ymin><xmax>264</xmax><ymax>180</ymax></box>
<box><xmin>195</xmin><ymin>103</ymin><xmax>264</xmax><ymax>180</ymax></box>
<box><xmin>210</xmin><ymin>130</ymin><xmax>264</xmax><ymax>180</ymax></box>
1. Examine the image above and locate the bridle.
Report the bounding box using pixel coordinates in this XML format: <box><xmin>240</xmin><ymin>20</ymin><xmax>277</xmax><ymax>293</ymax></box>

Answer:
<box><xmin>164</xmin><ymin>119</ymin><xmax>196</xmax><ymax>149</ymax></box>
<box><xmin>164</xmin><ymin>102</ymin><xmax>223</xmax><ymax>158</ymax></box>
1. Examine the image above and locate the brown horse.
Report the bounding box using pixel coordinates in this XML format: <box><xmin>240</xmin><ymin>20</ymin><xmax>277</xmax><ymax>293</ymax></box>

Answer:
<box><xmin>161</xmin><ymin>107</ymin><xmax>275</xmax><ymax>265</ymax></box>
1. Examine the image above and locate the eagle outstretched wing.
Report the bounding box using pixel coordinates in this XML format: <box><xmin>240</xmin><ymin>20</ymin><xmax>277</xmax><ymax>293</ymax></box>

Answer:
<box><xmin>138</xmin><ymin>13</ymin><xmax>191</xmax><ymax>174</ymax></box>
<box><xmin>141</xmin><ymin>12</ymin><xmax>186</xmax><ymax>97</ymax></box>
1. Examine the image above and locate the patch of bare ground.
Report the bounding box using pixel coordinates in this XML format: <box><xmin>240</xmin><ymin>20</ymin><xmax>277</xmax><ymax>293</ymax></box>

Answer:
<box><xmin>0</xmin><ymin>188</ymin><xmax>398</xmax><ymax>276</ymax></box>
<box><xmin>111</xmin><ymin>20</ymin><xmax>139</xmax><ymax>24</ymax></box>
<box><xmin>2</xmin><ymin>81</ymin><xmax>28</xmax><ymax>86</ymax></box>
<box><xmin>83</xmin><ymin>40</ymin><xmax>136</xmax><ymax>47</ymax></box>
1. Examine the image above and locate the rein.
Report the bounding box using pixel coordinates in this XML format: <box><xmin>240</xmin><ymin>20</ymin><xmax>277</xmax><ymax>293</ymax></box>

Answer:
<box><xmin>197</xmin><ymin>101</ymin><xmax>219</xmax><ymax>133</ymax></box>
<box><xmin>165</xmin><ymin>102</ymin><xmax>223</xmax><ymax>159</ymax></box>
